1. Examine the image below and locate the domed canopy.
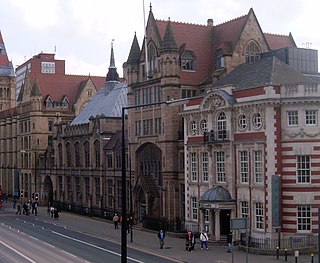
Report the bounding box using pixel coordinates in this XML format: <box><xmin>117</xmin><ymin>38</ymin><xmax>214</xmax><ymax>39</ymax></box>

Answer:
<box><xmin>201</xmin><ymin>186</ymin><xmax>233</xmax><ymax>202</ymax></box>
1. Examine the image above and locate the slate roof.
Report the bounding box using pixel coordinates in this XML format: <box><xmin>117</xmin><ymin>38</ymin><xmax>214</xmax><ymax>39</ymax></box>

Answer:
<box><xmin>0</xmin><ymin>30</ymin><xmax>9</xmax><ymax>67</ymax></box>
<box><xmin>70</xmin><ymin>81</ymin><xmax>127</xmax><ymax>125</ymax></box>
<box><xmin>213</xmin><ymin>56</ymin><xmax>315</xmax><ymax>89</ymax></box>
<box><xmin>200</xmin><ymin>186</ymin><xmax>233</xmax><ymax>202</ymax></box>
<box><xmin>126</xmin><ymin>33</ymin><xmax>140</xmax><ymax>63</ymax></box>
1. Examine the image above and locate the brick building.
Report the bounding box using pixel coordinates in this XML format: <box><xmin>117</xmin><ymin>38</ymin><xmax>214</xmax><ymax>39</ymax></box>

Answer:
<box><xmin>123</xmin><ymin>7</ymin><xmax>299</xmax><ymax>231</ymax></box>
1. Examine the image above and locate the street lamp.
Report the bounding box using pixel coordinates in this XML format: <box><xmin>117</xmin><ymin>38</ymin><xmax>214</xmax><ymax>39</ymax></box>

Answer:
<box><xmin>120</xmin><ymin>97</ymin><xmax>189</xmax><ymax>262</ymax></box>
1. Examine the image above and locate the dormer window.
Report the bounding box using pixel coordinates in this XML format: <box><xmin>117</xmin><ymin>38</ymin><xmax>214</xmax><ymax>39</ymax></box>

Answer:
<box><xmin>245</xmin><ymin>41</ymin><xmax>261</xmax><ymax>63</ymax></box>
<box><xmin>181</xmin><ymin>51</ymin><xmax>196</xmax><ymax>71</ymax></box>
<box><xmin>62</xmin><ymin>97</ymin><xmax>69</xmax><ymax>108</ymax></box>
<box><xmin>45</xmin><ymin>97</ymin><xmax>53</xmax><ymax>108</ymax></box>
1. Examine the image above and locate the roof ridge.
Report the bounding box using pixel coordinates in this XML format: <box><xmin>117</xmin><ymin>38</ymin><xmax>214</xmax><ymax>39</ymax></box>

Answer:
<box><xmin>264</xmin><ymin>32</ymin><xmax>289</xmax><ymax>37</ymax></box>
<box><xmin>156</xmin><ymin>19</ymin><xmax>207</xmax><ymax>27</ymax></box>
<box><xmin>215</xmin><ymin>13</ymin><xmax>247</xmax><ymax>27</ymax></box>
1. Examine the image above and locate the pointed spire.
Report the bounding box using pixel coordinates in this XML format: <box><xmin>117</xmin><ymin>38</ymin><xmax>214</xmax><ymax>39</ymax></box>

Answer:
<box><xmin>31</xmin><ymin>77</ymin><xmax>42</xmax><ymax>96</ymax></box>
<box><xmin>160</xmin><ymin>19</ymin><xmax>178</xmax><ymax>53</ymax></box>
<box><xmin>0</xmin><ymin>30</ymin><xmax>9</xmax><ymax>67</ymax></box>
<box><xmin>127</xmin><ymin>33</ymin><xmax>141</xmax><ymax>63</ymax></box>
<box><xmin>106</xmin><ymin>40</ymin><xmax>119</xmax><ymax>82</ymax></box>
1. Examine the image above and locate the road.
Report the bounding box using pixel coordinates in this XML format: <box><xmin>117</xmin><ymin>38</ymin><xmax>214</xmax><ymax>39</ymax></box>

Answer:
<box><xmin>0</xmin><ymin>205</ymin><xmax>177</xmax><ymax>263</ymax></box>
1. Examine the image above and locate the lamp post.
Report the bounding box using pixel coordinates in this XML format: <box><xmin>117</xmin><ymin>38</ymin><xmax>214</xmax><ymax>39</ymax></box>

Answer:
<box><xmin>120</xmin><ymin>98</ymin><xmax>189</xmax><ymax>262</ymax></box>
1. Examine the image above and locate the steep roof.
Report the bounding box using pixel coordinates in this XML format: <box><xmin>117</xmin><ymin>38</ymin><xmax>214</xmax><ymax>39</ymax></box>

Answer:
<box><xmin>265</xmin><ymin>32</ymin><xmax>297</xmax><ymax>50</ymax></box>
<box><xmin>127</xmin><ymin>33</ymin><xmax>141</xmax><ymax>63</ymax></box>
<box><xmin>27</xmin><ymin>73</ymin><xmax>105</xmax><ymax>104</ymax></box>
<box><xmin>160</xmin><ymin>20</ymin><xmax>178</xmax><ymax>53</ymax></box>
<box><xmin>156</xmin><ymin>19</ymin><xmax>213</xmax><ymax>85</ymax></box>
<box><xmin>0</xmin><ymin>30</ymin><xmax>9</xmax><ymax>67</ymax></box>
<box><xmin>70</xmin><ymin>81</ymin><xmax>127</xmax><ymax>125</ymax></box>
<box><xmin>213</xmin><ymin>56</ymin><xmax>315</xmax><ymax>89</ymax></box>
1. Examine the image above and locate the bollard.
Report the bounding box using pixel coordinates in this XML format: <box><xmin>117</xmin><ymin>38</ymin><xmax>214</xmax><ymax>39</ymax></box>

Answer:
<box><xmin>311</xmin><ymin>253</ymin><xmax>314</xmax><ymax>263</ymax></box>
<box><xmin>276</xmin><ymin>246</ymin><xmax>279</xmax><ymax>260</ymax></box>
<box><xmin>285</xmin><ymin>248</ymin><xmax>288</xmax><ymax>262</ymax></box>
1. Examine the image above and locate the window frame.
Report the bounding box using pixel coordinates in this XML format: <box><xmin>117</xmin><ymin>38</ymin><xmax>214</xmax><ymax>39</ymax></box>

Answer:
<box><xmin>255</xmin><ymin>202</ymin><xmax>264</xmax><ymax>230</ymax></box>
<box><xmin>297</xmin><ymin>204</ymin><xmax>311</xmax><ymax>232</ymax></box>
<box><xmin>297</xmin><ymin>155</ymin><xmax>311</xmax><ymax>183</ymax></box>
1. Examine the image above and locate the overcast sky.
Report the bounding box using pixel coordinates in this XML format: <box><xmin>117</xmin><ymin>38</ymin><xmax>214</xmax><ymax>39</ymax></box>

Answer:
<box><xmin>1</xmin><ymin>0</ymin><xmax>319</xmax><ymax>77</ymax></box>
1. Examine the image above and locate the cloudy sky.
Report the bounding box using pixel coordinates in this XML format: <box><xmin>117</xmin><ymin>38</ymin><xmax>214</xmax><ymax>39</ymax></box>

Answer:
<box><xmin>1</xmin><ymin>0</ymin><xmax>319</xmax><ymax>77</ymax></box>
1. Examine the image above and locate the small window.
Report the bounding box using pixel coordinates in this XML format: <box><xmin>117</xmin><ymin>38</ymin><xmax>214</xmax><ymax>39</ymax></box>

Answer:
<box><xmin>200</xmin><ymin>119</ymin><xmax>207</xmax><ymax>133</ymax></box>
<box><xmin>252</xmin><ymin>113</ymin><xmax>262</xmax><ymax>129</ymax></box>
<box><xmin>181</xmin><ymin>51</ymin><xmax>196</xmax><ymax>71</ymax></box>
<box><xmin>287</xmin><ymin>111</ymin><xmax>298</xmax><ymax>126</ymax></box>
<box><xmin>245</xmin><ymin>41</ymin><xmax>261</xmax><ymax>63</ymax></box>
<box><xmin>306</xmin><ymin>110</ymin><xmax>317</xmax><ymax>125</ymax></box>
<box><xmin>48</xmin><ymin>120</ymin><xmax>54</xmax><ymax>131</ymax></box>
<box><xmin>190</xmin><ymin>120</ymin><xmax>197</xmax><ymax>134</ymax></box>
<box><xmin>238</xmin><ymin>115</ymin><xmax>247</xmax><ymax>130</ymax></box>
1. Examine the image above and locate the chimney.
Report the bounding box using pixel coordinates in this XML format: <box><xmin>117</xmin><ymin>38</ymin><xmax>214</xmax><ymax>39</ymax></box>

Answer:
<box><xmin>207</xmin><ymin>18</ymin><xmax>213</xmax><ymax>26</ymax></box>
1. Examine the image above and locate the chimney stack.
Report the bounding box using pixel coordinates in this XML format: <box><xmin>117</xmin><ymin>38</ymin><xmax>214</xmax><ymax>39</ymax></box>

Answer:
<box><xmin>207</xmin><ymin>18</ymin><xmax>213</xmax><ymax>26</ymax></box>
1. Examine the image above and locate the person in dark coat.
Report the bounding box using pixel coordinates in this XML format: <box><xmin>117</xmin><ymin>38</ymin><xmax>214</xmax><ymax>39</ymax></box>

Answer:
<box><xmin>185</xmin><ymin>230</ymin><xmax>194</xmax><ymax>252</ymax></box>
<box><xmin>54</xmin><ymin>207</ymin><xmax>59</xmax><ymax>219</ymax></box>
<box><xmin>157</xmin><ymin>229</ymin><xmax>166</xmax><ymax>249</ymax></box>
<box><xmin>227</xmin><ymin>232</ymin><xmax>233</xmax><ymax>253</ymax></box>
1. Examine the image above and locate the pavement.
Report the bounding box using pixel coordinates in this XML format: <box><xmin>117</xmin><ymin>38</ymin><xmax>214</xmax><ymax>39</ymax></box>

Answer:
<box><xmin>2</xmin><ymin>201</ymin><xmax>318</xmax><ymax>263</ymax></box>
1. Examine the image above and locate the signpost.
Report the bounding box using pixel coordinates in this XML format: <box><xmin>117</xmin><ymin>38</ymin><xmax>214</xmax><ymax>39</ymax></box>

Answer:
<box><xmin>230</xmin><ymin>218</ymin><xmax>249</xmax><ymax>263</ymax></box>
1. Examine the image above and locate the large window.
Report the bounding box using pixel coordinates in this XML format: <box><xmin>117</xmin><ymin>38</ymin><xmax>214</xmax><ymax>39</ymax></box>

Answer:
<box><xmin>191</xmin><ymin>197</ymin><xmax>198</xmax><ymax>220</ymax></box>
<box><xmin>94</xmin><ymin>141</ymin><xmax>100</xmax><ymax>168</ymax></box>
<box><xmin>240</xmin><ymin>201</ymin><xmax>249</xmax><ymax>218</ymax></box>
<box><xmin>217</xmin><ymin>112</ymin><xmax>227</xmax><ymax>139</ymax></box>
<box><xmin>306</xmin><ymin>110</ymin><xmax>317</xmax><ymax>125</ymax></box>
<box><xmin>255</xmin><ymin>202</ymin><xmax>264</xmax><ymax>230</ymax></box>
<box><xmin>245</xmin><ymin>41</ymin><xmax>261</xmax><ymax>63</ymax></box>
<box><xmin>107</xmin><ymin>179</ymin><xmax>114</xmax><ymax>208</ymax></box>
<box><xmin>240</xmin><ymin>151</ymin><xmax>249</xmax><ymax>183</ymax></box>
<box><xmin>287</xmin><ymin>111</ymin><xmax>298</xmax><ymax>126</ymax></box>
<box><xmin>84</xmin><ymin>141</ymin><xmax>90</xmax><ymax>168</ymax></box>
<box><xmin>201</xmin><ymin>152</ymin><xmax>208</xmax><ymax>182</ymax></box>
<box><xmin>216</xmin><ymin>152</ymin><xmax>226</xmax><ymax>182</ymax></box>
<box><xmin>66</xmin><ymin>143</ymin><xmax>72</xmax><ymax>167</ymax></box>
<box><xmin>155</xmin><ymin>118</ymin><xmax>162</xmax><ymax>134</ymax></box>
<box><xmin>74</xmin><ymin>142</ymin><xmax>80</xmax><ymax>167</ymax></box>
<box><xmin>135</xmin><ymin>121</ymin><xmax>141</xmax><ymax>136</ymax></box>
<box><xmin>297</xmin><ymin>155</ymin><xmax>311</xmax><ymax>183</ymax></box>
<box><xmin>95</xmin><ymin>178</ymin><xmax>100</xmax><ymax>205</ymax></box>
<box><xmin>254</xmin><ymin>150</ymin><xmax>263</xmax><ymax>184</ymax></box>
<box><xmin>85</xmin><ymin>177</ymin><xmax>90</xmax><ymax>202</ymax></box>
<box><xmin>191</xmin><ymin>152</ymin><xmax>197</xmax><ymax>182</ymax></box>
<box><xmin>297</xmin><ymin>205</ymin><xmax>311</xmax><ymax>231</ymax></box>
<box><xmin>143</xmin><ymin>119</ymin><xmax>153</xmax><ymax>135</ymax></box>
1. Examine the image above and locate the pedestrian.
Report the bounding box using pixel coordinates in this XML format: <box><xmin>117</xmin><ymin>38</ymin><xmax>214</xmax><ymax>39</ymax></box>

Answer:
<box><xmin>13</xmin><ymin>198</ymin><xmax>17</xmax><ymax>209</ymax></box>
<box><xmin>200</xmin><ymin>230</ymin><xmax>209</xmax><ymax>250</ymax></box>
<box><xmin>113</xmin><ymin>213</ymin><xmax>119</xmax><ymax>229</ymax></box>
<box><xmin>31</xmin><ymin>201</ymin><xmax>35</xmax><ymax>214</ymax></box>
<box><xmin>16</xmin><ymin>203</ymin><xmax>21</xmax><ymax>214</ymax></box>
<box><xmin>54</xmin><ymin>207</ymin><xmax>59</xmax><ymax>219</ymax></box>
<box><xmin>34</xmin><ymin>202</ymin><xmax>38</xmax><ymax>216</ymax></box>
<box><xmin>47</xmin><ymin>204</ymin><xmax>51</xmax><ymax>217</ymax></box>
<box><xmin>157</xmin><ymin>229</ymin><xmax>165</xmax><ymax>249</ymax></box>
<box><xmin>185</xmin><ymin>230</ymin><xmax>194</xmax><ymax>252</ymax></box>
<box><xmin>227</xmin><ymin>232</ymin><xmax>233</xmax><ymax>253</ymax></box>
<box><xmin>50</xmin><ymin>206</ymin><xmax>54</xmax><ymax>218</ymax></box>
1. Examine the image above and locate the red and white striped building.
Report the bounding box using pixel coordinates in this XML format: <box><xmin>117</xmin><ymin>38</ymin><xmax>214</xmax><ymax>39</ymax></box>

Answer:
<box><xmin>182</xmin><ymin>56</ymin><xmax>320</xmax><ymax>240</ymax></box>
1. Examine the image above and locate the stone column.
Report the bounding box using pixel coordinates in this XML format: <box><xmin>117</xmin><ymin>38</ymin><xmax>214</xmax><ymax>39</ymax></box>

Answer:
<box><xmin>200</xmin><ymin>209</ymin><xmax>205</xmax><ymax>231</ymax></box>
<box><xmin>215</xmin><ymin>209</ymin><xmax>220</xmax><ymax>241</ymax></box>
<box><xmin>209</xmin><ymin>209</ymin><xmax>214</xmax><ymax>236</ymax></box>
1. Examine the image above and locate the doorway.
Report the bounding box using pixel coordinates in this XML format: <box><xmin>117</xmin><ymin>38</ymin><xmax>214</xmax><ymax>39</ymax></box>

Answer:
<box><xmin>220</xmin><ymin>209</ymin><xmax>231</xmax><ymax>235</ymax></box>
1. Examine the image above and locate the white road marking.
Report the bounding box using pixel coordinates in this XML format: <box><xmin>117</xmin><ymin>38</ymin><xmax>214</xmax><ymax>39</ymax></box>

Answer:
<box><xmin>0</xmin><ymin>239</ymin><xmax>37</xmax><ymax>263</ymax></box>
<box><xmin>52</xmin><ymin>231</ymin><xmax>145</xmax><ymax>263</ymax></box>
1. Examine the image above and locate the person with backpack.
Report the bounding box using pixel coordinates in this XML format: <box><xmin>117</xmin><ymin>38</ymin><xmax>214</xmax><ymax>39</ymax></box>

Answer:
<box><xmin>200</xmin><ymin>230</ymin><xmax>209</xmax><ymax>250</ymax></box>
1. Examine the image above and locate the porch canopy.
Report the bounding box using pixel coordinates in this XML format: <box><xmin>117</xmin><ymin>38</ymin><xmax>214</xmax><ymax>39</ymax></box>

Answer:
<box><xmin>199</xmin><ymin>186</ymin><xmax>235</xmax><ymax>209</ymax></box>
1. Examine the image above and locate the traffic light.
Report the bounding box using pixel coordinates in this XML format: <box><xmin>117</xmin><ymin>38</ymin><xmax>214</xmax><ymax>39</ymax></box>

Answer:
<box><xmin>20</xmin><ymin>190</ymin><xmax>24</xmax><ymax>199</ymax></box>
<box><xmin>35</xmin><ymin>192</ymin><xmax>39</xmax><ymax>201</ymax></box>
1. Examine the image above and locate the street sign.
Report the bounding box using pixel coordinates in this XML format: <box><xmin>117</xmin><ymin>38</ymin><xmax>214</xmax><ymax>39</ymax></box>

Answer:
<box><xmin>230</xmin><ymin>218</ymin><xmax>248</xmax><ymax>230</ymax></box>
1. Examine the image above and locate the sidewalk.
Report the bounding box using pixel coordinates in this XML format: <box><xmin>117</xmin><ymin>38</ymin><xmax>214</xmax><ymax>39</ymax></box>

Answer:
<box><xmin>5</xmin><ymin>202</ymin><xmax>318</xmax><ymax>263</ymax></box>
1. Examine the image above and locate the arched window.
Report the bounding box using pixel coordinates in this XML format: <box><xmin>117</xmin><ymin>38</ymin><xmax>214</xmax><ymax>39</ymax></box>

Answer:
<box><xmin>58</xmin><ymin>143</ymin><xmax>63</xmax><ymax>167</ymax></box>
<box><xmin>148</xmin><ymin>44</ymin><xmax>158</xmax><ymax>76</ymax></box>
<box><xmin>94</xmin><ymin>140</ymin><xmax>100</xmax><ymax>168</ymax></box>
<box><xmin>84</xmin><ymin>141</ymin><xmax>90</xmax><ymax>168</ymax></box>
<box><xmin>66</xmin><ymin>142</ymin><xmax>72</xmax><ymax>167</ymax></box>
<box><xmin>74</xmin><ymin>142</ymin><xmax>80</xmax><ymax>167</ymax></box>
<box><xmin>217</xmin><ymin>112</ymin><xmax>227</xmax><ymax>140</ymax></box>
<box><xmin>245</xmin><ymin>41</ymin><xmax>261</xmax><ymax>63</ymax></box>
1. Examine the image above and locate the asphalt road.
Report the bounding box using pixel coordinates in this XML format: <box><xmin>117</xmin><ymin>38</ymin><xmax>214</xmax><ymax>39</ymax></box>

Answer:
<box><xmin>0</xmin><ymin>205</ymin><xmax>176</xmax><ymax>263</ymax></box>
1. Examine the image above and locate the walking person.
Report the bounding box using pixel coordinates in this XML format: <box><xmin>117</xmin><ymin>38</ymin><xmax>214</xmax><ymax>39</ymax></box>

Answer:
<box><xmin>16</xmin><ymin>203</ymin><xmax>21</xmax><ymax>214</ymax></box>
<box><xmin>157</xmin><ymin>229</ymin><xmax>165</xmax><ymax>249</ymax></box>
<box><xmin>34</xmin><ymin>202</ymin><xmax>38</xmax><ymax>216</ymax></box>
<box><xmin>113</xmin><ymin>213</ymin><xmax>119</xmax><ymax>229</ymax></box>
<box><xmin>185</xmin><ymin>230</ymin><xmax>194</xmax><ymax>252</ymax></box>
<box><xmin>200</xmin><ymin>230</ymin><xmax>209</xmax><ymax>250</ymax></box>
<box><xmin>227</xmin><ymin>232</ymin><xmax>233</xmax><ymax>253</ymax></box>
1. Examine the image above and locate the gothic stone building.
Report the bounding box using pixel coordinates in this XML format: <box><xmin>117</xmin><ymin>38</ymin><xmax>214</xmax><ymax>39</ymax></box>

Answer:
<box><xmin>0</xmin><ymin>42</ymin><xmax>105</xmax><ymax>199</ymax></box>
<box><xmin>123</xmin><ymin>7</ymin><xmax>296</xmax><ymax>230</ymax></box>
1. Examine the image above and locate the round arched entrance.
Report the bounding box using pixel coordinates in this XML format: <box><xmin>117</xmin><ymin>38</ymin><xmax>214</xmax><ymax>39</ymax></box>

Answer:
<box><xmin>42</xmin><ymin>176</ymin><xmax>53</xmax><ymax>206</ymax></box>
<box><xmin>134</xmin><ymin>143</ymin><xmax>162</xmax><ymax>221</ymax></box>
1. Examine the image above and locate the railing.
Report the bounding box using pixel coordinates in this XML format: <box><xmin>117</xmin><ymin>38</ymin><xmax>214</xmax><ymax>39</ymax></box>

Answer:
<box><xmin>203</xmin><ymin>130</ymin><xmax>230</xmax><ymax>143</ymax></box>
<box><xmin>240</xmin><ymin>235</ymin><xmax>318</xmax><ymax>250</ymax></box>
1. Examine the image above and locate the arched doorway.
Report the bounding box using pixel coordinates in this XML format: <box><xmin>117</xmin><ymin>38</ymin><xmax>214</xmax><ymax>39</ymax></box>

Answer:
<box><xmin>42</xmin><ymin>176</ymin><xmax>53</xmax><ymax>206</ymax></box>
<box><xmin>134</xmin><ymin>143</ymin><xmax>162</xmax><ymax>220</ymax></box>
